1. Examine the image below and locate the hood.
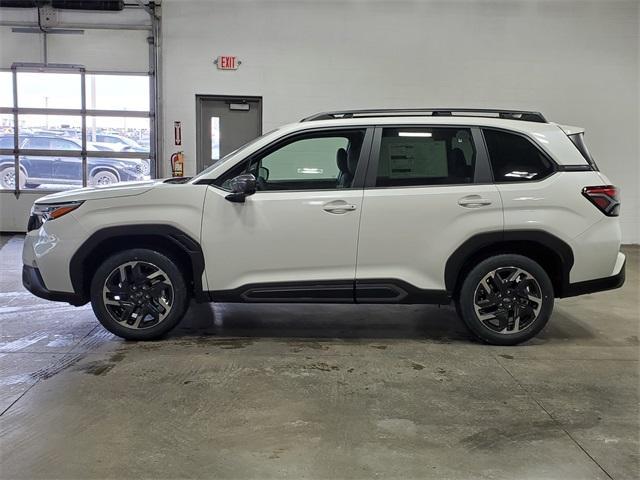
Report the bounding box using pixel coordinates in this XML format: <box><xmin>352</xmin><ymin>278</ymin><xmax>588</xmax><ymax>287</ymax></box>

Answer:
<box><xmin>35</xmin><ymin>179</ymin><xmax>161</xmax><ymax>204</ymax></box>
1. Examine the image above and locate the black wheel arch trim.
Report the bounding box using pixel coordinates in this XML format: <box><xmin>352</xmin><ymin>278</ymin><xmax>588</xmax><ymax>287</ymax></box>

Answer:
<box><xmin>69</xmin><ymin>224</ymin><xmax>206</xmax><ymax>304</ymax></box>
<box><xmin>444</xmin><ymin>230</ymin><xmax>575</xmax><ymax>297</ymax></box>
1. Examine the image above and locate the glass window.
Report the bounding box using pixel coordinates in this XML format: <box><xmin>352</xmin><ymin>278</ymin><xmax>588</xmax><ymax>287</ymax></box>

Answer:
<box><xmin>0</xmin><ymin>113</ymin><xmax>14</xmax><ymax>139</ymax></box>
<box><xmin>0</xmin><ymin>72</ymin><xmax>12</xmax><ymax>108</ymax></box>
<box><xmin>87</xmin><ymin>116</ymin><xmax>150</xmax><ymax>153</ymax></box>
<box><xmin>86</xmin><ymin>75</ymin><xmax>149</xmax><ymax>111</ymax></box>
<box><xmin>220</xmin><ymin>129</ymin><xmax>366</xmax><ymax>191</ymax></box>
<box><xmin>17</xmin><ymin>155</ymin><xmax>82</xmax><ymax>191</ymax></box>
<box><xmin>568</xmin><ymin>132</ymin><xmax>598</xmax><ymax>170</ymax></box>
<box><xmin>484</xmin><ymin>129</ymin><xmax>554</xmax><ymax>182</ymax></box>
<box><xmin>375</xmin><ymin>128</ymin><xmax>476</xmax><ymax>187</ymax></box>
<box><xmin>17</xmin><ymin>72</ymin><xmax>81</xmax><ymax>109</ymax></box>
<box><xmin>211</xmin><ymin>116</ymin><xmax>220</xmax><ymax>161</ymax></box>
<box><xmin>18</xmin><ymin>114</ymin><xmax>82</xmax><ymax>140</ymax></box>
<box><xmin>86</xmin><ymin>157</ymin><xmax>149</xmax><ymax>186</ymax></box>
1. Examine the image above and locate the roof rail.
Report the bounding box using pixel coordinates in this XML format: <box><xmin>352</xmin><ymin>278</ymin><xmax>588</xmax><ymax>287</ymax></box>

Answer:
<box><xmin>300</xmin><ymin>108</ymin><xmax>548</xmax><ymax>123</ymax></box>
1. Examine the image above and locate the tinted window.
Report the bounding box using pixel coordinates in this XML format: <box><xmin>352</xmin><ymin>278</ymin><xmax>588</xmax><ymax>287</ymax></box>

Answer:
<box><xmin>219</xmin><ymin>129</ymin><xmax>366</xmax><ymax>191</ymax></box>
<box><xmin>568</xmin><ymin>133</ymin><xmax>598</xmax><ymax>170</ymax></box>
<box><xmin>23</xmin><ymin>137</ymin><xmax>52</xmax><ymax>149</ymax></box>
<box><xmin>0</xmin><ymin>136</ymin><xmax>13</xmax><ymax>148</ymax></box>
<box><xmin>375</xmin><ymin>128</ymin><xmax>476</xmax><ymax>187</ymax></box>
<box><xmin>484</xmin><ymin>129</ymin><xmax>554</xmax><ymax>182</ymax></box>
<box><xmin>50</xmin><ymin>138</ymin><xmax>80</xmax><ymax>150</ymax></box>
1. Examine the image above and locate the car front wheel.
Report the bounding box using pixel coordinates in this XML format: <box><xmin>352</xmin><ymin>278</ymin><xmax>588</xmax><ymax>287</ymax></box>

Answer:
<box><xmin>456</xmin><ymin>254</ymin><xmax>554</xmax><ymax>345</ymax></box>
<box><xmin>0</xmin><ymin>166</ymin><xmax>26</xmax><ymax>189</ymax></box>
<box><xmin>90</xmin><ymin>249</ymin><xmax>189</xmax><ymax>340</ymax></box>
<box><xmin>90</xmin><ymin>170</ymin><xmax>119</xmax><ymax>186</ymax></box>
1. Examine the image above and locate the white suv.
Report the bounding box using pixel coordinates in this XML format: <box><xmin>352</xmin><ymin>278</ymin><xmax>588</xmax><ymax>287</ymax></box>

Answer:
<box><xmin>22</xmin><ymin>109</ymin><xmax>626</xmax><ymax>345</ymax></box>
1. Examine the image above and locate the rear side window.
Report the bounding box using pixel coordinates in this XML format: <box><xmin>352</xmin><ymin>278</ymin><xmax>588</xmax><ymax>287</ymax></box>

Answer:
<box><xmin>375</xmin><ymin>127</ymin><xmax>476</xmax><ymax>187</ymax></box>
<box><xmin>483</xmin><ymin>129</ymin><xmax>554</xmax><ymax>182</ymax></box>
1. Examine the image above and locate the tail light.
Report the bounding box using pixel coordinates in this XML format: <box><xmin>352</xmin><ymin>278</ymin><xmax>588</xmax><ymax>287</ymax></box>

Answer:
<box><xmin>582</xmin><ymin>185</ymin><xmax>620</xmax><ymax>217</ymax></box>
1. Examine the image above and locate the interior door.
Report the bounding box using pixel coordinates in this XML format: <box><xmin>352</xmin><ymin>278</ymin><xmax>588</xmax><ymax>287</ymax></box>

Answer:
<box><xmin>355</xmin><ymin>126</ymin><xmax>503</xmax><ymax>300</ymax></box>
<box><xmin>200</xmin><ymin>128</ymin><xmax>372</xmax><ymax>301</ymax></box>
<box><xmin>196</xmin><ymin>95</ymin><xmax>262</xmax><ymax>173</ymax></box>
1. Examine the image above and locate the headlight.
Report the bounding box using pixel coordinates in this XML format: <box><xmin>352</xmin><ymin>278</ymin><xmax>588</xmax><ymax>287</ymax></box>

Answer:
<box><xmin>27</xmin><ymin>201</ymin><xmax>83</xmax><ymax>232</ymax></box>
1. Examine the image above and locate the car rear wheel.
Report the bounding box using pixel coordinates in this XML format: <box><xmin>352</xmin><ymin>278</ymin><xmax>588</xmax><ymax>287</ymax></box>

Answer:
<box><xmin>456</xmin><ymin>254</ymin><xmax>554</xmax><ymax>345</ymax></box>
<box><xmin>90</xmin><ymin>170</ymin><xmax>119</xmax><ymax>186</ymax></box>
<box><xmin>0</xmin><ymin>166</ymin><xmax>26</xmax><ymax>189</ymax></box>
<box><xmin>90</xmin><ymin>249</ymin><xmax>189</xmax><ymax>340</ymax></box>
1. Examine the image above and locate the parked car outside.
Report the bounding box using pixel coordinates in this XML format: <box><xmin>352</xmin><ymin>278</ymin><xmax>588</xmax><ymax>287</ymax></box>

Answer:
<box><xmin>0</xmin><ymin>135</ymin><xmax>147</xmax><ymax>189</ymax></box>
<box><xmin>91</xmin><ymin>133</ymin><xmax>145</xmax><ymax>153</ymax></box>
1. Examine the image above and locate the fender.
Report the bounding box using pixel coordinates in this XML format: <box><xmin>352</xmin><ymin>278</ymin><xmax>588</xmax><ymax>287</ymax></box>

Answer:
<box><xmin>69</xmin><ymin>224</ymin><xmax>207</xmax><ymax>303</ymax></box>
<box><xmin>444</xmin><ymin>230</ymin><xmax>574</xmax><ymax>296</ymax></box>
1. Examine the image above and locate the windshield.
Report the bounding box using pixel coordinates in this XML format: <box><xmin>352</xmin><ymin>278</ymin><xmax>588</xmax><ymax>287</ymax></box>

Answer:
<box><xmin>191</xmin><ymin>129</ymin><xmax>278</xmax><ymax>181</ymax></box>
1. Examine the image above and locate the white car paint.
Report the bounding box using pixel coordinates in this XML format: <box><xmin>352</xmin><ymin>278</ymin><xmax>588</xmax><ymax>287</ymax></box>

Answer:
<box><xmin>23</xmin><ymin>114</ymin><xmax>624</xmax><ymax>302</ymax></box>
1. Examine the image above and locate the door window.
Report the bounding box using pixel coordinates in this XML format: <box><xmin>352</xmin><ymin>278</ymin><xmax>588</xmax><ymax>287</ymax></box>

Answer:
<box><xmin>49</xmin><ymin>138</ymin><xmax>80</xmax><ymax>150</ymax></box>
<box><xmin>219</xmin><ymin>129</ymin><xmax>366</xmax><ymax>191</ymax></box>
<box><xmin>483</xmin><ymin>129</ymin><xmax>554</xmax><ymax>182</ymax></box>
<box><xmin>375</xmin><ymin>128</ymin><xmax>476</xmax><ymax>187</ymax></box>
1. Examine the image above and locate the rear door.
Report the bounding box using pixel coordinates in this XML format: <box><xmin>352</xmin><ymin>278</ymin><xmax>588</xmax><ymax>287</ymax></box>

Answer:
<box><xmin>355</xmin><ymin>126</ymin><xmax>503</xmax><ymax>301</ymax></box>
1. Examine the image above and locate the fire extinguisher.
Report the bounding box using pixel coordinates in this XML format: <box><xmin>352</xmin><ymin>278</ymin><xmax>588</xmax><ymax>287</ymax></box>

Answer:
<box><xmin>171</xmin><ymin>151</ymin><xmax>184</xmax><ymax>177</ymax></box>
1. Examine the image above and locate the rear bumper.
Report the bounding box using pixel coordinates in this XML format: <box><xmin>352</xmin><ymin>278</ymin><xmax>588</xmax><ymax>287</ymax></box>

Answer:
<box><xmin>22</xmin><ymin>265</ymin><xmax>85</xmax><ymax>306</ymax></box>
<box><xmin>562</xmin><ymin>258</ymin><xmax>626</xmax><ymax>298</ymax></box>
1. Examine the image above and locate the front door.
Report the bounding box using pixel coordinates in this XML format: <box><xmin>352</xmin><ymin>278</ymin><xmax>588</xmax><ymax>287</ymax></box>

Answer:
<box><xmin>200</xmin><ymin>127</ymin><xmax>372</xmax><ymax>301</ymax></box>
<box><xmin>196</xmin><ymin>95</ymin><xmax>262</xmax><ymax>173</ymax></box>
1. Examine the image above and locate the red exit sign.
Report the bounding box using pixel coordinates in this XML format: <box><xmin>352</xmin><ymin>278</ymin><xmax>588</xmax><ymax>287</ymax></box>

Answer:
<box><xmin>216</xmin><ymin>56</ymin><xmax>239</xmax><ymax>70</ymax></box>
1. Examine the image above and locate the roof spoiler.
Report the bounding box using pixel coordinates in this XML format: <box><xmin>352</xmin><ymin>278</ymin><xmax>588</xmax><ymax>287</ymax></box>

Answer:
<box><xmin>556</xmin><ymin>124</ymin><xmax>586</xmax><ymax>136</ymax></box>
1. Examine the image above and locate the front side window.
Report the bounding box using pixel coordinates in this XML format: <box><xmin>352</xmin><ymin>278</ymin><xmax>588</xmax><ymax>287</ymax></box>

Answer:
<box><xmin>484</xmin><ymin>129</ymin><xmax>555</xmax><ymax>182</ymax></box>
<box><xmin>375</xmin><ymin>127</ymin><xmax>476</xmax><ymax>187</ymax></box>
<box><xmin>219</xmin><ymin>129</ymin><xmax>366</xmax><ymax>191</ymax></box>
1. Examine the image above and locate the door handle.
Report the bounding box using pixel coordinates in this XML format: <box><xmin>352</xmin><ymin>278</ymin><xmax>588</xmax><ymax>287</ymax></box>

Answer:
<box><xmin>323</xmin><ymin>201</ymin><xmax>357</xmax><ymax>214</ymax></box>
<box><xmin>458</xmin><ymin>195</ymin><xmax>492</xmax><ymax>208</ymax></box>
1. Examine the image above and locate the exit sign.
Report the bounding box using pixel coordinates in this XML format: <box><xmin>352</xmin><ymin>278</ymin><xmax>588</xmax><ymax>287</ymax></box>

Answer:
<box><xmin>216</xmin><ymin>56</ymin><xmax>239</xmax><ymax>70</ymax></box>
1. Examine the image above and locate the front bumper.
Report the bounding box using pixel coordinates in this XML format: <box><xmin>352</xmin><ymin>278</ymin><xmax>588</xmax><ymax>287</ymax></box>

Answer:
<box><xmin>22</xmin><ymin>265</ymin><xmax>85</xmax><ymax>306</ymax></box>
<box><xmin>563</xmin><ymin>258</ymin><xmax>626</xmax><ymax>298</ymax></box>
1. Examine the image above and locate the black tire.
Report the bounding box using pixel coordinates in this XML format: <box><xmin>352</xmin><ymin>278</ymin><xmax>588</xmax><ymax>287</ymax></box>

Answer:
<box><xmin>90</xmin><ymin>248</ymin><xmax>189</xmax><ymax>340</ymax></box>
<box><xmin>457</xmin><ymin>254</ymin><xmax>554</xmax><ymax>346</ymax></box>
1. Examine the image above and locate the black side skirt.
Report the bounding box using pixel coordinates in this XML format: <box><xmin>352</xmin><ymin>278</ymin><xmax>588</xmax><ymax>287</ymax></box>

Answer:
<box><xmin>209</xmin><ymin>279</ymin><xmax>450</xmax><ymax>305</ymax></box>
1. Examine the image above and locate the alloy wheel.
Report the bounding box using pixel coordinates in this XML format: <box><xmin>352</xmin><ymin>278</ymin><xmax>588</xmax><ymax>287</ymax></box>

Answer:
<box><xmin>1</xmin><ymin>168</ymin><xmax>16</xmax><ymax>189</ymax></box>
<box><xmin>102</xmin><ymin>260</ymin><xmax>174</xmax><ymax>330</ymax></box>
<box><xmin>473</xmin><ymin>267</ymin><xmax>543</xmax><ymax>335</ymax></box>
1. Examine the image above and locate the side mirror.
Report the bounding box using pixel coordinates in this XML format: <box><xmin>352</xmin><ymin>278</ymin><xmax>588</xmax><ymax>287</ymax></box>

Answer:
<box><xmin>225</xmin><ymin>173</ymin><xmax>257</xmax><ymax>203</ymax></box>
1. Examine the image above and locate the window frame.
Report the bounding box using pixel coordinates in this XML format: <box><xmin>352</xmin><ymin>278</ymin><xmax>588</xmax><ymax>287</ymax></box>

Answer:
<box><xmin>213</xmin><ymin>126</ymin><xmax>374</xmax><ymax>192</ymax></box>
<box><xmin>364</xmin><ymin>125</ymin><xmax>492</xmax><ymax>189</ymax></box>
<box><xmin>480</xmin><ymin>127</ymin><xmax>559</xmax><ymax>184</ymax></box>
<box><xmin>0</xmin><ymin>66</ymin><xmax>153</xmax><ymax>193</ymax></box>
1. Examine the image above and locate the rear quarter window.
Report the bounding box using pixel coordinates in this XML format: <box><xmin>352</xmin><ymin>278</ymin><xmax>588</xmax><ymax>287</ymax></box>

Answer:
<box><xmin>483</xmin><ymin>129</ymin><xmax>555</xmax><ymax>182</ymax></box>
<box><xmin>568</xmin><ymin>132</ymin><xmax>598</xmax><ymax>170</ymax></box>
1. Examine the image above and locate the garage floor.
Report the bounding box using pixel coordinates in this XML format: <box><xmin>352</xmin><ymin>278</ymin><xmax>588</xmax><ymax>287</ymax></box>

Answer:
<box><xmin>1</xmin><ymin>234</ymin><xmax>638</xmax><ymax>479</ymax></box>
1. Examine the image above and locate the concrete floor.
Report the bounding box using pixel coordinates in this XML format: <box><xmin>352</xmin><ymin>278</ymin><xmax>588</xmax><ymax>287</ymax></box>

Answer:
<box><xmin>0</xmin><ymin>234</ymin><xmax>638</xmax><ymax>480</ymax></box>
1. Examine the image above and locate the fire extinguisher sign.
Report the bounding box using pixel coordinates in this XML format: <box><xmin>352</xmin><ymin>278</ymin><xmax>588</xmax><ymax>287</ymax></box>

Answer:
<box><xmin>174</xmin><ymin>121</ymin><xmax>182</xmax><ymax>146</ymax></box>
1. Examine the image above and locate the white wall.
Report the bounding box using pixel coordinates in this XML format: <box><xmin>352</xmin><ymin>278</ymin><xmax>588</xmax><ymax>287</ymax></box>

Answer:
<box><xmin>0</xmin><ymin>7</ymin><xmax>150</xmax><ymax>231</ymax></box>
<box><xmin>162</xmin><ymin>0</ymin><xmax>640</xmax><ymax>243</ymax></box>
